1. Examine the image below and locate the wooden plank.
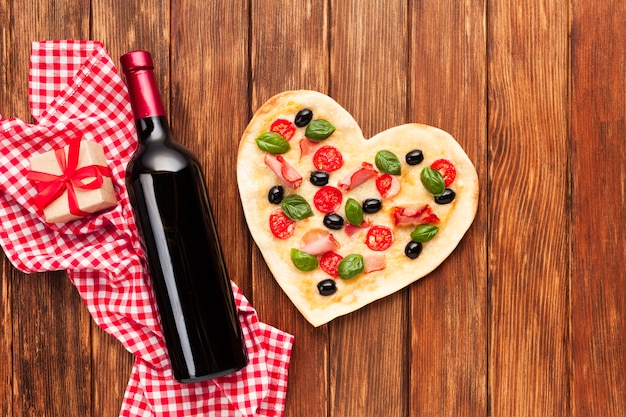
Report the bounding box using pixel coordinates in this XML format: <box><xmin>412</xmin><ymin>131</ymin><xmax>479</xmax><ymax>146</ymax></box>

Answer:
<box><xmin>90</xmin><ymin>327</ymin><xmax>134</xmax><ymax>417</ymax></box>
<box><xmin>249</xmin><ymin>1</ymin><xmax>330</xmax><ymax>416</ymax></box>
<box><xmin>408</xmin><ymin>0</ymin><xmax>488</xmax><ymax>415</ymax></box>
<box><xmin>328</xmin><ymin>1</ymin><xmax>409</xmax><ymax>416</ymax></box>
<box><xmin>487</xmin><ymin>0</ymin><xmax>570</xmax><ymax>415</ymax></box>
<box><xmin>12</xmin><ymin>272</ymin><xmax>93</xmax><ymax>416</ymax></box>
<box><xmin>6</xmin><ymin>1</ymin><xmax>93</xmax><ymax>416</ymax></box>
<box><xmin>90</xmin><ymin>2</ymin><xmax>170</xmax><ymax>416</ymax></box>
<box><xmin>92</xmin><ymin>0</ymin><xmax>171</xmax><ymax>109</ymax></box>
<box><xmin>571</xmin><ymin>0</ymin><xmax>626</xmax><ymax>415</ymax></box>
<box><xmin>169</xmin><ymin>0</ymin><xmax>253</xmax><ymax>296</ymax></box>
<box><xmin>0</xmin><ymin>261</ymin><xmax>12</xmax><ymax>417</ymax></box>
<box><xmin>1</xmin><ymin>3</ymin><xmax>13</xmax><ymax>416</ymax></box>
<box><xmin>10</xmin><ymin>2</ymin><xmax>90</xmax><ymax>120</ymax></box>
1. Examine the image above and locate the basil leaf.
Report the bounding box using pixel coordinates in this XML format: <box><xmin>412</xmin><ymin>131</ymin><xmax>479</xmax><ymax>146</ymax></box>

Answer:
<box><xmin>290</xmin><ymin>248</ymin><xmax>319</xmax><ymax>271</ymax></box>
<box><xmin>420</xmin><ymin>167</ymin><xmax>445</xmax><ymax>196</ymax></box>
<box><xmin>338</xmin><ymin>254</ymin><xmax>364</xmax><ymax>279</ymax></box>
<box><xmin>375</xmin><ymin>150</ymin><xmax>401</xmax><ymax>175</ymax></box>
<box><xmin>345</xmin><ymin>198</ymin><xmax>364</xmax><ymax>226</ymax></box>
<box><xmin>280</xmin><ymin>194</ymin><xmax>313</xmax><ymax>220</ymax></box>
<box><xmin>255</xmin><ymin>132</ymin><xmax>290</xmax><ymax>154</ymax></box>
<box><xmin>410</xmin><ymin>224</ymin><xmax>439</xmax><ymax>242</ymax></box>
<box><xmin>305</xmin><ymin>119</ymin><xmax>336</xmax><ymax>141</ymax></box>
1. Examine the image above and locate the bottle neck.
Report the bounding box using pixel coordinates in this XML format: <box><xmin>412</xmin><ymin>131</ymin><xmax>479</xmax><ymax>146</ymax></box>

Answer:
<box><xmin>120</xmin><ymin>50</ymin><xmax>166</xmax><ymax>120</ymax></box>
<box><xmin>124</xmin><ymin>68</ymin><xmax>166</xmax><ymax>119</ymax></box>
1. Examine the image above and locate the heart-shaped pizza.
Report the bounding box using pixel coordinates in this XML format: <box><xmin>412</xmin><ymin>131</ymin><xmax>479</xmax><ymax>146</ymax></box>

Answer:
<box><xmin>237</xmin><ymin>90</ymin><xmax>478</xmax><ymax>326</ymax></box>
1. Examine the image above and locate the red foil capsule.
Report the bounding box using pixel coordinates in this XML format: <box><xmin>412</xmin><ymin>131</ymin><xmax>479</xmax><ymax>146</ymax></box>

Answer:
<box><xmin>120</xmin><ymin>50</ymin><xmax>166</xmax><ymax>118</ymax></box>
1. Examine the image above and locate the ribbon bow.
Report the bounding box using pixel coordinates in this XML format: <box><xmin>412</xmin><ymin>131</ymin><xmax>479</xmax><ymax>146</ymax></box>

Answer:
<box><xmin>27</xmin><ymin>138</ymin><xmax>112</xmax><ymax>217</ymax></box>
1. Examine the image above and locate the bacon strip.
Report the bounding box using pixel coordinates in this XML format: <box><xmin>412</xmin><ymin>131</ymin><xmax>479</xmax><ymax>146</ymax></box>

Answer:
<box><xmin>264</xmin><ymin>154</ymin><xmax>303</xmax><ymax>189</ymax></box>
<box><xmin>299</xmin><ymin>138</ymin><xmax>319</xmax><ymax>160</ymax></box>
<box><xmin>364</xmin><ymin>253</ymin><xmax>386</xmax><ymax>273</ymax></box>
<box><xmin>391</xmin><ymin>204</ymin><xmax>440</xmax><ymax>226</ymax></box>
<box><xmin>344</xmin><ymin>218</ymin><xmax>372</xmax><ymax>237</ymax></box>
<box><xmin>338</xmin><ymin>162</ymin><xmax>378</xmax><ymax>191</ymax></box>
<box><xmin>300</xmin><ymin>229</ymin><xmax>340</xmax><ymax>256</ymax></box>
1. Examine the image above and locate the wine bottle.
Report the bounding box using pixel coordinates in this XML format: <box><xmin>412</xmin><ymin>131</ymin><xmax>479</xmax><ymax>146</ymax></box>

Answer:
<box><xmin>120</xmin><ymin>50</ymin><xmax>247</xmax><ymax>383</ymax></box>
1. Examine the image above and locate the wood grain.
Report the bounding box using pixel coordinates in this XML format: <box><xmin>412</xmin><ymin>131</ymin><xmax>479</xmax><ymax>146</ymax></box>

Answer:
<box><xmin>571</xmin><ymin>0</ymin><xmax>626</xmax><ymax>415</ymax></box>
<box><xmin>12</xmin><ymin>272</ymin><xmax>93</xmax><ymax>416</ymax></box>
<box><xmin>0</xmin><ymin>262</ymin><xmax>12</xmax><ymax>417</ymax></box>
<box><xmin>0</xmin><ymin>0</ymin><xmax>625</xmax><ymax>416</ymax></box>
<box><xmin>488</xmin><ymin>0</ymin><xmax>570</xmax><ymax>415</ymax></box>
<box><xmin>1</xmin><ymin>3</ymin><xmax>13</xmax><ymax>415</ymax></box>
<box><xmin>408</xmin><ymin>0</ymin><xmax>488</xmax><ymax>416</ymax></box>
<box><xmin>92</xmin><ymin>0</ymin><xmax>171</xmax><ymax>111</ymax></box>
<box><xmin>90</xmin><ymin>326</ymin><xmax>133</xmax><ymax>417</ymax></box>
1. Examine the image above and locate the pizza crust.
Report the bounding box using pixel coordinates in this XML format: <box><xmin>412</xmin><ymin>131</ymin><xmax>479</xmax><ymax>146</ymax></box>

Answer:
<box><xmin>237</xmin><ymin>90</ymin><xmax>478</xmax><ymax>326</ymax></box>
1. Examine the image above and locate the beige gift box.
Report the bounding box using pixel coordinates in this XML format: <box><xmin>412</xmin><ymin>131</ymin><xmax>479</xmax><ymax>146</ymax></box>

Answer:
<box><xmin>28</xmin><ymin>140</ymin><xmax>117</xmax><ymax>223</ymax></box>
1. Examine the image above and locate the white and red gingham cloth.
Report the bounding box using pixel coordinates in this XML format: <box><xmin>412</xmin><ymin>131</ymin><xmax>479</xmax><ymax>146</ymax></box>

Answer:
<box><xmin>0</xmin><ymin>40</ymin><xmax>294</xmax><ymax>416</ymax></box>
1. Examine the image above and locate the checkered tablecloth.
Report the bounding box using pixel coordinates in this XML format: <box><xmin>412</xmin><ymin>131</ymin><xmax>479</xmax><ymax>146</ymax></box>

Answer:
<box><xmin>0</xmin><ymin>40</ymin><xmax>293</xmax><ymax>416</ymax></box>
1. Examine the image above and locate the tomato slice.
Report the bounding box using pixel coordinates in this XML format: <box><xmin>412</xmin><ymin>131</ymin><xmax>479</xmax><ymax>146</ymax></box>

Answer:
<box><xmin>270</xmin><ymin>119</ymin><xmax>296</xmax><ymax>141</ymax></box>
<box><xmin>313</xmin><ymin>145</ymin><xmax>344</xmax><ymax>172</ymax></box>
<box><xmin>319</xmin><ymin>251</ymin><xmax>343</xmax><ymax>277</ymax></box>
<box><xmin>430</xmin><ymin>159</ymin><xmax>456</xmax><ymax>186</ymax></box>
<box><xmin>313</xmin><ymin>185</ymin><xmax>343</xmax><ymax>213</ymax></box>
<box><xmin>269</xmin><ymin>208</ymin><xmax>296</xmax><ymax>239</ymax></box>
<box><xmin>365</xmin><ymin>225</ymin><xmax>394</xmax><ymax>251</ymax></box>
<box><xmin>375</xmin><ymin>173</ymin><xmax>401</xmax><ymax>199</ymax></box>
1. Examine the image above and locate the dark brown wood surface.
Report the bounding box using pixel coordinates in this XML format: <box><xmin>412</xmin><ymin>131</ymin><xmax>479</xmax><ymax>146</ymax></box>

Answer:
<box><xmin>1</xmin><ymin>0</ymin><xmax>624</xmax><ymax>416</ymax></box>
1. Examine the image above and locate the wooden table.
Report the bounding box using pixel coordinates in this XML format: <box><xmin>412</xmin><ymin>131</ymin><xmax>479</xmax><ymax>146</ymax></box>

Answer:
<box><xmin>1</xmin><ymin>1</ymin><xmax>624</xmax><ymax>416</ymax></box>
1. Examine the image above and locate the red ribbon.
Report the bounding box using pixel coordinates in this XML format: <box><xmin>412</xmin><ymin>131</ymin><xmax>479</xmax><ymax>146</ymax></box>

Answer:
<box><xmin>27</xmin><ymin>139</ymin><xmax>112</xmax><ymax>217</ymax></box>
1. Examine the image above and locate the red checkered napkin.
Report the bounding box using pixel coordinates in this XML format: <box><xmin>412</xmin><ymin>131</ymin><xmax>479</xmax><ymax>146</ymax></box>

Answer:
<box><xmin>0</xmin><ymin>40</ymin><xmax>293</xmax><ymax>416</ymax></box>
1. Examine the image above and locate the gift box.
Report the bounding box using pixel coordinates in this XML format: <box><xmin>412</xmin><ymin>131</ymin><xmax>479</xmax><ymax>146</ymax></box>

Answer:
<box><xmin>28</xmin><ymin>138</ymin><xmax>117</xmax><ymax>223</ymax></box>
